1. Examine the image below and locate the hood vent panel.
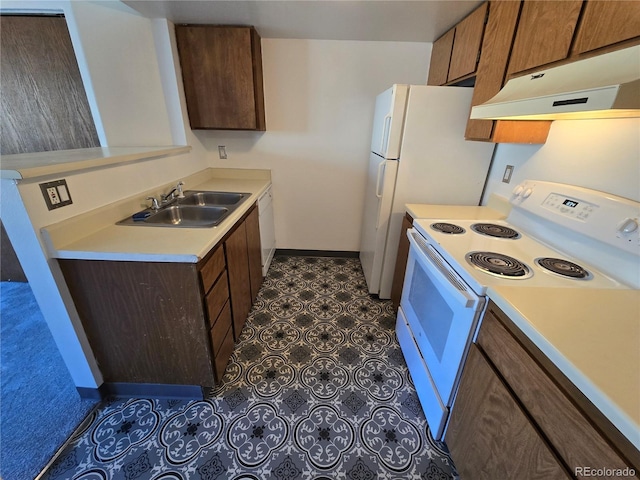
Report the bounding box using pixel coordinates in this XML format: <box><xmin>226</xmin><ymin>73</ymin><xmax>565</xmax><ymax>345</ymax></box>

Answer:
<box><xmin>470</xmin><ymin>45</ymin><xmax>640</xmax><ymax>121</ymax></box>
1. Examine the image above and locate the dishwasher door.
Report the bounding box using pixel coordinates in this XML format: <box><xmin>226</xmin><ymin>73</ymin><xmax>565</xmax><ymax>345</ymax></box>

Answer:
<box><xmin>258</xmin><ymin>186</ymin><xmax>276</xmax><ymax>276</ymax></box>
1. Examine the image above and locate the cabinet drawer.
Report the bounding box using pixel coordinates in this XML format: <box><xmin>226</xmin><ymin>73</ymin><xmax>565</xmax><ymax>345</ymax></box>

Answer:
<box><xmin>214</xmin><ymin>325</ymin><xmax>234</xmax><ymax>380</ymax></box>
<box><xmin>206</xmin><ymin>270</ymin><xmax>229</xmax><ymax>328</ymax></box>
<box><xmin>477</xmin><ymin>308</ymin><xmax>633</xmax><ymax>475</ymax></box>
<box><xmin>210</xmin><ymin>300</ymin><xmax>232</xmax><ymax>355</ymax></box>
<box><xmin>200</xmin><ymin>246</ymin><xmax>225</xmax><ymax>293</ymax></box>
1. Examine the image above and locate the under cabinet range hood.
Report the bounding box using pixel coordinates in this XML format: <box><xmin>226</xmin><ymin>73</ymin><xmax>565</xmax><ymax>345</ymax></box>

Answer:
<box><xmin>471</xmin><ymin>45</ymin><xmax>640</xmax><ymax>121</ymax></box>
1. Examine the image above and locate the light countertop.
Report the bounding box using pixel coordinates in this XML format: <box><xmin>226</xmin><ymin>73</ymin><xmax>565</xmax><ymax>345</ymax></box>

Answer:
<box><xmin>1</xmin><ymin>146</ymin><xmax>191</xmax><ymax>180</ymax></box>
<box><xmin>42</xmin><ymin>168</ymin><xmax>271</xmax><ymax>263</ymax></box>
<box><xmin>488</xmin><ymin>286</ymin><xmax>640</xmax><ymax>450</ymax></box>
<box><xmin>406</xmin><ymin>194</ymin><xmax>510</xmax><ymax>220</ymax></box>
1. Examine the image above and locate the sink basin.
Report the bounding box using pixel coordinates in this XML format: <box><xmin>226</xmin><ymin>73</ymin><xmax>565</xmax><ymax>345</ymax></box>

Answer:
<box><xmin>117</xmin><ymin>190</ymin><xmax>250</xmax><ymax>228</ymax></box>
<box><xmin>178</xmin><ymin>191</ymin><xmax>249</xmax><ymax>206</ymax></box>
<box><xmin>143</xmin><ymin>205</ymin><xmax>229</xmax><ymax>227</ymax></box>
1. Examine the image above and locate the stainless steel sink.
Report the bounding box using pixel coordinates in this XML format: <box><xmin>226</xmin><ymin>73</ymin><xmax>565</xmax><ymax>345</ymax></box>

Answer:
<box><xmin>178</xmin><ymin>191</ymin><xmax>249</xmax><ymax>206</ymax></box>
<box><xmin>143</xmin><ymin>205</ymin><xmax>229</xmax><ymax>227</ymax></box>
<box><xmin>117</xmin><ymin>190</ymin><xmax>250</xmax><ymax>228</ymax></box>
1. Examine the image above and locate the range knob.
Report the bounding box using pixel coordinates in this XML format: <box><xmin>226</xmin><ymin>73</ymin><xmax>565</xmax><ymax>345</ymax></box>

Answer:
<box><xmin>512</xmin><ymin>185</ymin><xmax>524</xmax><ymax>197</ymax></box>
<box><xmin>522</xmin><ymin>187</ymin><xmax>534</xmax><ymax>198</ymax></box>
<box><xmin>617</xmin><ymin>218</ymin><xmax>639</xmax><ymax>234</ymax></box>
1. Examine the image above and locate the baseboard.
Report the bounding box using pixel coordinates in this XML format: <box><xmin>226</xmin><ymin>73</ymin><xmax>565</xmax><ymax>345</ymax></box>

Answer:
<box><xmin>78</xmin><ymin>383</ymin><xmax>204</xmax><ymax>400</ymax></box>
<box><xmin>76</xmin><ymin>384</ymin><xmax>107</xmax><ymax>400</ymax></box>
<box><xmin>275</xmin><ymin>249</ymin><xmax>359</xmax><ymax>258</ymax></box>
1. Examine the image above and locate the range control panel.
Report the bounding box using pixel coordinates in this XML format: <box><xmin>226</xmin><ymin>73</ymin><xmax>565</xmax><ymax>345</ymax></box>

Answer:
<box><xmin>510</xmin><ymin>180</ymin><xmax>640</xmax><ymax>255</ymax></box>
<box><xmin>541</xmin><ymin>193</ymin><xmax>599</xmax><ymax>222</ymax></box>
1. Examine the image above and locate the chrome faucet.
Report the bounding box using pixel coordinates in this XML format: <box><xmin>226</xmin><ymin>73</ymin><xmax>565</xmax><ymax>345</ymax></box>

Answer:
<box><xmin>161</xmin><ymin>181</ymin><xmax>185</xmax><ymax>204</ymax></box>
<box><xmin>146</xmin><ymin>196</ymin><xmax>161</xmax><ymax>211</ymax></box>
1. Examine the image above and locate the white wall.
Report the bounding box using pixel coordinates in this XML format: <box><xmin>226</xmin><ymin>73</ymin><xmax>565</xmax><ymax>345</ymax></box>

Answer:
<box><xmin>483</xmin><ymin>118</ymin><xmax>640</xmax><ymax>203</ymax></box>
<box><xmin>187</xmin><ymin>39</ymin><xmax>431</xmax><ymax>251</ymax></box>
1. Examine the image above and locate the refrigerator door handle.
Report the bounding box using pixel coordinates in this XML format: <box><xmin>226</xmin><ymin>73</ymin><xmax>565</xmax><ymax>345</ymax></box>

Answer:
<box><xmin>375</xmin><ymin>160</ymin><xmax>387</xmax><ymax>229</ymax></box>
<box><xmin>380</xmin><ymin>114</ymin><xmax>392</xmax><ymax>155</ymax></box>
<box><xmin>375</xmin><ymin>160</ymin><xmax>386</xmax><ymax>199</ymax></box>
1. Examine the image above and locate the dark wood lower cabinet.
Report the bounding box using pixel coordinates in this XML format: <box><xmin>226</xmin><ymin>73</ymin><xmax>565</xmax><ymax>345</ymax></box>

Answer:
<box><xmin>390</xmin><ymin>213</ymin><xmax>413</xmax><ymax>310</ymax></box>
<box><xmin>446</xmin><ymin>345</ymin><xmax>571</xmax><ymax>480</ymax></box>
<box><xmin>447</xmin><ymin>301</ymin><xmax>640</xmax><ymax>479</ymax></box>
<box><xmin>59</xmin><ymin>203</ymin><xmax>263</xmax><ymax>389</ymax></box>
<box><xmin>59</xmin><ymin>259</ymin><xmax>216</xmax><ymax>386</ymax></box>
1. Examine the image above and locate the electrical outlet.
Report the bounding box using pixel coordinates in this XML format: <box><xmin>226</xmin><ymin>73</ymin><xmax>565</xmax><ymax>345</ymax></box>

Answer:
<box><xmin>502</xmin><ymin>165</ymin><xmax>514</xmax><ymax>184</ymax></box>
<box><xmin>218</xmin><ymin>146</ymin><xmax>227</xmax><ymax>159</ymax></box>
<box><xmin>46</xmin><ymin>187</ymin><xmax>60</xmax><ymax>205</ymax></box>
<box><xmin>39</xmin><ymin>179</ymin><xmax>73</xmax><ymax>210</ymax></box>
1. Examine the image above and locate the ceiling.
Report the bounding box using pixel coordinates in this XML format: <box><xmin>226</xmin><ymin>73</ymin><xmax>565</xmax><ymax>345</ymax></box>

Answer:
<box><xmin>122</xmin><ymin>0</ymin><xmax>484</xmax><ymax>42</ymax></box>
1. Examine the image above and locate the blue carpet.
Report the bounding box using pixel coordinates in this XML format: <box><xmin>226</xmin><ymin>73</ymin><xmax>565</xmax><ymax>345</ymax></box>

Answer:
<box><xmin>1</xmin><ymin>282</ymin><xmax>97</xmax><ymax>480</ymax></box>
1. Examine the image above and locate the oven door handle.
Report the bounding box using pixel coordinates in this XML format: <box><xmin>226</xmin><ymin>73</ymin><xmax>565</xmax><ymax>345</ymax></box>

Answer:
<box><xmin>407</xmin><ymin>229</ymin><xmax>478</xmax><ymax>308</ymax></box>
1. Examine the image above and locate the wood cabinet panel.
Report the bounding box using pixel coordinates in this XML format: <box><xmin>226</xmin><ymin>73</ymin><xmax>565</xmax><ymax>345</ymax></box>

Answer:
<box><xmin>225</xmin><ymin>220</ymin><xmax>252</xmax><ymax>340</ymax></box>
<box><xmin>214</xmin><ymin>326</ymin><xmax>235</xmax><ymax>380</ymax></box>
<box><xmin>446</xmin><ymin>345</ymin><xmax>571</xmax><ymax>480</ymax></box>
<box><xmin>478</xmin><ymin>307</ymin><xmax>636</xmax><ymax>477</ymax></box>
<box><xmin>447</xmin><ymin>3</ymin><xmax>488</xmax><ymax>82</ymax></box>
<box><xmin>507</xmin><ymin>1</ymin><xmax>583</xmax><ymax>76</ymax></box>
<box><xmin>572</xmin><ymin>1</ymin><xmax>640</xmax><ymax>55</ymax></box>
<box><xmin>427</xmin><ymin>29</ymin><xmax>455</xmax><ymax>86</ymax></box>
<box><xmin>465</xmin><ymin>0</ymin><xmax>522</xmax><ymax>141</ymax></box>
<box><xmin>390</xmin><ymin>214</ymin><xmax>413</xmax><ymax>310</ymax></box>
<box><xmin>210</xmin><ymin>301</ymin><xmax>232</xmax><ymax>355</ymax></box>
<box><xmin>205</xmin><ymin>271</ymin><xmax>229</xmax><ymax>328</ymax></box>
<box><xmin>200</xmin><ymin>245</ymin><xmax>225</xmax><ymax>293</ymax></box>
<box><xmin>0</xmin><ymin>16</ymin><xmax>99</xmax><ymax>154</ymax></box>
<box><xmin>175</xmin><ymin>25</ymin><xmax>265</xmax><ymax>130</ymax></box>
<box><xmin>245</xmin><ymin>205</ymin><xmax>263</xmax><ymax>303</ymax></box>
<box><xmin>59</xmin><ymin>260</ymin><xmax>215</xmax><ymax>386</ymax></box>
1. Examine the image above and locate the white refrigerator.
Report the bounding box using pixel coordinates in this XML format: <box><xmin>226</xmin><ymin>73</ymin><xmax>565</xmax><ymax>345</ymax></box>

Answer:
<box><xmin>360</xmin><ymin>84</ymin><xmax>495</xmax><ymax>298</ymax></box>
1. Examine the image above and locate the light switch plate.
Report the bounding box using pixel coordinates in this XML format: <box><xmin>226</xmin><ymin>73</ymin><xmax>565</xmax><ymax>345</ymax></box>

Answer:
<box><xmin>502</xmin><ymin>165</ymin><xmax>514</xmax><ymax>184</ymax></box>
<box><xmin>39</xmin><ymin>179</ymin><xmax>73</xmax><ymax>210</ymax></box>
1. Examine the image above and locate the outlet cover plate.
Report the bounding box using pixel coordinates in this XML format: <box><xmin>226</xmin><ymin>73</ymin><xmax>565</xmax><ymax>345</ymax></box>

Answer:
<box><xmin>39</xmin><ymin>179</ymin><xmax>73</xmax><ymax>210</ymax></box>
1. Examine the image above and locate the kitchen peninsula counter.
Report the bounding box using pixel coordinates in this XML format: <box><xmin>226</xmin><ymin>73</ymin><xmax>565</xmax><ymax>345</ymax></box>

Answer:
<box><xmin>42</xmin><ymin>168</ymin><xmax>271</xmax><ymax>263</ymax></box>
<box><xmin>488</xmin><ymin>286</ymin><xmax>640</xmax><ymax>453</ymax></box>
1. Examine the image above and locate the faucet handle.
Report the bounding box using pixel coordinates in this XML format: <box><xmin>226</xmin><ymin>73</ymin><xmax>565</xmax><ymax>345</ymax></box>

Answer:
<box><xmin>146</xmin><ymin>196</ymin><xmax>161</xmax><ymax>210</ymax></box>
<box><xmin>176</xmin><ymin>181</ymin><xmax>185</xmax><ymax>198</ymax></box>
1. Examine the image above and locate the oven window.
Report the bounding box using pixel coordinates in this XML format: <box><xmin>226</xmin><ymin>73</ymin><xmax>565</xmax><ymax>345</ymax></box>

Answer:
<box><xmin>408</xmin><ymin>264</ymin><xmax>453</xmax><ymax>362</ymax></box>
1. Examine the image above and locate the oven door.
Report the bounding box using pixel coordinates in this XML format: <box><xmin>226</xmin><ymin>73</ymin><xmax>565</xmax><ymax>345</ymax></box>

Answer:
<box><xmin>400</xmin><ymin>229</ymin><xmax>485</xmax><ymax>407</ymax></box>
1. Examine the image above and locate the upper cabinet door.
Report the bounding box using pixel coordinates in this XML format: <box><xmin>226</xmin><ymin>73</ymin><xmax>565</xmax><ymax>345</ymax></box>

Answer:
<box><xmin>465</xmin><ymin>1</ymin><xmax>521</xmax><ymax>141</ymax></box>
<box><xmin>427</xmin><ymin>28</ymin><xmax>455</xmax><ymax>86</ymax></box>
<box><xmin>175</xmin><ymin>25</ymin><xmax>266</xmax><ymax>131</ymax></box>
<box><xmin>507</xmin><ymin>1</ymin><xmax>583</xmax><ymax>76</ymax></box>
<box><xmin>571</xmin><ymin>1</ymin><xmax>640</xmax><ymax>55</ymax></box>
<box><xmin>447</xmin><ymin>2</ymin><xmax>488</xmax><ymax>82</ymax></box>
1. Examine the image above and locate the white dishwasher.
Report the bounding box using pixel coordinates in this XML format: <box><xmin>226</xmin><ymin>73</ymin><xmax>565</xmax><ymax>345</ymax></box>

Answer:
<box><xmin>258</xmin><ymin>185</ymin><xmax>276</xmax><ymax>276</ymax></box>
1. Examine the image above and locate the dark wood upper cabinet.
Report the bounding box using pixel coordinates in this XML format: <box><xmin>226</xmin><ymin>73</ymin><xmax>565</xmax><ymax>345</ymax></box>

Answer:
<box><xmin>571</xmin><ymin>1</ymin><xmax>640</xmax><ymax>56</ymax></box>
<box><xmin>465</xmin><ymin>0</ymin><xmax>521</xmax><ymax>141</ymax></box>
<box><xmin>175</xmin><ymin>25</ymin><xmax>266</xmax><ymax>131</ymax></box>
<box><xmin>427</xmin><ymin>28</ymin><xmax>455</xmax><ymax>86</ymax></box>
<box><xmin>506</xmin><ymin>1</ymin><xmax>583</xmax><ymax>76</ymax></box>
<box><xmin>427</xmin><ymin>4</ymin><xmax>488</xmax><ymax>86</ymax></box>
<box><xmin>447</xmin><ymin>2</ymin><xmax>488</xmax><ymax>82</ymax></box>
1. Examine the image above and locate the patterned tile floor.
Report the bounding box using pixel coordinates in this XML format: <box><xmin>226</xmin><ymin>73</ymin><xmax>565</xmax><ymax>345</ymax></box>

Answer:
<box><xmin>41</xmin><ymin>256</ymin><xmax>457</xmax><ymax>480</ymax></box>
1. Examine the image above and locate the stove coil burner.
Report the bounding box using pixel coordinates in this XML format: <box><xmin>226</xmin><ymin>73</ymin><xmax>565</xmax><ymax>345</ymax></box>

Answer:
<box><xmin>536</xmin><ymin>257</ymin><xmax>592</xmax><ymax>280</ymax></box>
<box><xmin>471</xmin><ymin>223</ymin><xmax>521</xmax><ymax>239</ymax></box>
<box><xmin>466</xmin><ymin>251</ymin><xmax>532</xmax><ymax>279</ymax></box>
<box><xmin>430</xmin><ymin>222</ymin><xmax>466</xmax><ymax>234</ymax></box>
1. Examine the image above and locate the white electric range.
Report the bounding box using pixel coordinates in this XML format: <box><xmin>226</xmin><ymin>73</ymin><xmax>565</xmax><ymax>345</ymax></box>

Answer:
<box><xmin>396</xmin><ymin>180</ymin><xmax>640</xmax><ymax>440</ymax></box>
